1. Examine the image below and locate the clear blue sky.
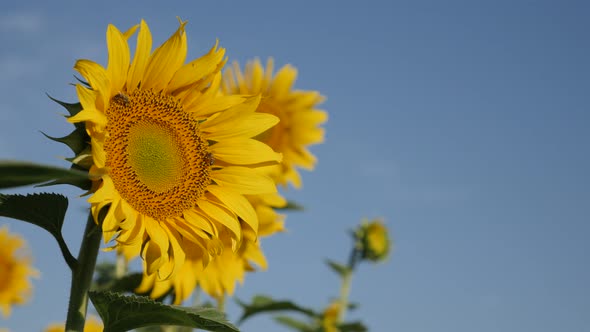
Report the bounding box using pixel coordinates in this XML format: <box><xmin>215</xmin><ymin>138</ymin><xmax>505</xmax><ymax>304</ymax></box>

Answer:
<box><xmin>1</xmin><ymin>1</ymin><xmax>589</xmax><ymax>331</ymax></box>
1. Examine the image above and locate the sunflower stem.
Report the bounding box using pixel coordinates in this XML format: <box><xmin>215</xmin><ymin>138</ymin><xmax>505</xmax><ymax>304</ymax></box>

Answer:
<box><xmin>217</xmin><ymin>294</ymin><xmax>226</xmax><ymax>312</ymax></box>
<box><xmin>65</xmin><ymin>212</ymin><xmax>102</xmax><ymax>332</ymax></box>
<box><xmin>336</xmin><ymin>246</ymin><xmax>359</xmax><ymax>323</ymax></box>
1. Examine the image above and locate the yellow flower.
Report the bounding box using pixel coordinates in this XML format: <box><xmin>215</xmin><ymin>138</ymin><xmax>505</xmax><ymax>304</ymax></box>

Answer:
<box><xmin>0</xmin><ymin>226</ymin><xmax>39</xmax><ymax>317</ymax></box>
<box><xmin>321</xmin><ymin>300</ymin><xmax>342</xmax><ymax>332</ymax></box>
<box><xmin>358</xmin><ymin>219</ymin><xmax>391</xmax><ymax>262</ymax></box>
<box><xmin>44</xmin><ymin>315</ymin><xmax>103</xmax><ymax>332</ymax></box>
<box><xmin>67</xmin><ymin>19</ymin><xmax>282</xmax><ymax>279</ymax></box>
<box><xmin>222</xmin><ymin>58</ymin><xmax>327</xmax><ymax>188</ymax></box>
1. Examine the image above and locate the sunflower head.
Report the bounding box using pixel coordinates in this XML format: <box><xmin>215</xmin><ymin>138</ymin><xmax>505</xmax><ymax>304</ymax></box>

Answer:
<box><xmin>67</xmin><ymin>19</ymin><xmax>282</xmax><ymax>279</ymax></box>
<box><xmin>222</xmin><ymin>58</ymin><xmax>327</xmax><ymax>188</ymax></box>
<box><xmin>0</xmin><ymin>226</ymin><xmax>39</xmax><ymax>317</ymax></box>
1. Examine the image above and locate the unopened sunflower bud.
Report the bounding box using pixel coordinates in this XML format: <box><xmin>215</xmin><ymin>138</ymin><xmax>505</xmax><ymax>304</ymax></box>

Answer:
<box><xmin>356</xmin><ymin>219</ymin><xmax>391</xmax><ymax>263</ymax></box>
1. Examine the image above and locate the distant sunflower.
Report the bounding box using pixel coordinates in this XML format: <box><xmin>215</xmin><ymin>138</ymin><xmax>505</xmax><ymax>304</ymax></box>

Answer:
<box><xmin>45</xmin><ymin>315</ymin><xmax>103</xmax><ymax>332</ymax></box>
<box><xmin>67</xmin><ymin>19</ymin><xmax>282</xmax><ymax>278</ymax></box>
<box><xmin>321</xmin><ymin>300</ymin><xmax>342</xmax><ymax>332</ymax></box>
<box><xmin>0</xmin><ymin>226</ymin><xmax>39</xmax><ymax>317</ymax></box>
<box><xmin>222</xmin><ymin>58</ymin><xmax>327</xmax><ymax>188</ymax></box>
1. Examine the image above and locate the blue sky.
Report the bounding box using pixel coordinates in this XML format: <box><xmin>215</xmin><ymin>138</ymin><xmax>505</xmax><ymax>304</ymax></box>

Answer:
<box><xmin>1</xmin><ymin>1</ymin><xmax>589</xmax><ymax>331</ymax></box>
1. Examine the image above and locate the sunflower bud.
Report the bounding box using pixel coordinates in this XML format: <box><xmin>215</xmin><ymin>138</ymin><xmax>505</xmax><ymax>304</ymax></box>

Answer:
<box><xmin>355</xmin><ymin>219</ymin><xmax>391</xmax><ymax>263</ymax></box>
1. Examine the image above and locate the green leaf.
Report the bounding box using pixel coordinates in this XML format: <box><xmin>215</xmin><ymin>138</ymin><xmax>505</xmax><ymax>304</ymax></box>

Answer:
<box><xmin>273</xmin><ymin>316</ymin><xmax>315</xmax><ymax>332</ymax></box>
<box><xmin>0</xmin><ymin>193</ymin><xmax>77</xmax><ymax>268</ymax></box>
<box><xmin>337</xmin><ymin>321</ymin><xmax>368</xmax><ymax>332</ymax></box>
<box><xmin>324</xmin><ymin>259</ymin><xmax>351</xmax><ymax>277</ymax></box>
<box><xmin>236</xmin><ymin>295</ymin><xmax>318</xmax><ymax>324</ymax></box>
<box><xmin>0</xmin><ymin>193</ymin><xmax>67</xmax><ymax>239</ymax></box>
<box><xmin>89</xmin><ymin>291</ymin><xmax>239</xmax><ymax>332</ymax></box>
<box><xmin>36</xmin><ymin>162</ymin><xmax>92</xmax><ymax>191</ymax></box>
<box><xmin>0</xmin><ymin>161</ymin><xmax>89</xmax><ymax>189</ymax></box>
<box><xmin>276</xmin><ymin>200</ymin><xmax>305</xmax><ymax>211</ymax></box>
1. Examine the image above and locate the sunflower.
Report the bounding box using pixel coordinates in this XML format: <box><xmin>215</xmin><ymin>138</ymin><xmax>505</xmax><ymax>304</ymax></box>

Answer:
<box><xmin>136</xmin><ymin>193</ymin><xmax>285</xmax><ymax>304</ymax></box>
<box><xmin>67</xmin><ymin>19</ymin><xmax>282</xmax><ymax>279</ymax></box>
<box><xmin>45</xmin><ymin>315</ymin><xmax>103</xmax><ymax>332</ymax></box>
<box><xmin>0</xmin><ymin>226</ymin><xmax>39</xmax><ymax>317</ymax></box>
<box><xmin>221</xmin><ymin>58</ymin><xmax>327</xmax><ymax>188</ymax></box>
<box><xmin>321</xmin><ymin>300</ymin><xmax>342</xmax><ymax>332</ymax></box>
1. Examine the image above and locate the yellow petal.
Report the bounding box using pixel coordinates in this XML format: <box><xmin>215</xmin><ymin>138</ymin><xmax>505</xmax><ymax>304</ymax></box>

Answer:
<box><xmin>172</xmin><ymin>217</ymin><xmax>210</xmax><ymax>243</ymax></box>
<box><xmin>198</xmin><ymin>200</ymin><xmax>241</xmax><ymax>241</ymax></box>
<box><xmin>187</xmin><ymin>95</ymin><xmax>246</xmax><ymax>118</ymax></box>
<box><xmin>90</xmin><ymin>137</ymin><xmax>106</xmax><ymax>168</ymax></box>
<box><xmin>142</xmin><ymin>19</ymin><xmax>187</xmax><ymax>91</ymax></box>
<box><xmin>122</xmin><ymin>24</ymin><xmax>139</xmax><ymax>40</ymax></box>
<box><xmin>76</xmin><ymin>84</ymin><xmax>99</xmax><ymax>113</ymax></box>
<box><xmin>150</xmin><ymin>278</ymin><xmax>172</xmax><ymax>298</ymax></box>
<box><xmin>243</xmin><ymin>242</ymin><xmax>268</xmax><ymax>270</ymax></box>
<box><xmin>117</xmin><ymin>212</ymin><xmax>145</xmax><ymax>245</ymax></box>
<box><xmin>201</xmin><ymin>96</ymin><xmax>280</xmax><ymax>141</ymax></box>
<box><xmin>291</xmin><ymin>109</ymin><xmax>328</xmax><ymax>127</ymax></box>
<box><xmin>210</xmin><ymin>138</ymin><xmax>282</xmax><ymax>165</ymax></box>
<box><xmin>207</xmin><ymin>186</ymin><xmax>258</xmax><ymax>233</ymax></box>
<box><xmin>135</xmin><ymin>271</ymin><xmax>156</xmax><ymax>293</ymax></box>
<box><xmin>183</xmin><ymin>209</ymin><xmax>216</xmax><ymax>236</ymax></box>
<box><xmin>143</xmin><ymin>217</ymin><xmax>170</xmax><ymax>274</ymax></box>
<box><xmin>102</xmin><ymin>199</ymin><xmax>121</xmax><ymax>232</ymax></box>
<box><xmin>270</xmin><ymin>64</ymin><xmax>297</xmax><ymax>97</ymax></box>
<box><xmin>143</xmin><ymin>239</ymin><xmax>164</xmax><ymax>276</ymax></box>
<box><xmin>74</xmin><ymin>59</ymin><xmax>111</xmax><ymax>110</ymax></box>
<box><xmin>247</xmin><ymin>58</ymin><xmax>264</xmax><ymax>93</ymax></box>
<box><xmin>263</xmin><ymin>58</ymin><xmax>274</xmax><ymax>89</ymax></box>
<box><xmin>291</xmin><ymin>127</ymin><xmax>325</xmax><ymax>145</ymax></box>
<box><xmin>88</xmin><ymin>176</ymin><xmax>115</xmax><ymax>204</ymax></box>
<box><xmin>160</xmin><ymin>222</ymin><xmax>186</xmax><ymax>279</ymax></box>
<box><xmin>117</xmin><ymin>200</ymin><xmax>137</xmax><ymax>230</ymax></box>
<box><xmin>127</xmin><ymin>20</ymin><xmax>152</xmax><ymax>92</ymax></box>
<box><xmin>212</xmin><ymin>166</ymin><xmax>277</xmax><ymax>195</ymax></box>
<box><xmin>106</xmin><ymin>24</ymin><xmax>130</xmax><ymax>94</ymax></box>
<box><xmin>168</xmin><ymin>41</ymin><xmax>225</xmax><ymax>93</ymax></box>
<box><xmin>67</xmin><ymin>109</ymin><xmax>107</xmax><ymax>128</ymax></box>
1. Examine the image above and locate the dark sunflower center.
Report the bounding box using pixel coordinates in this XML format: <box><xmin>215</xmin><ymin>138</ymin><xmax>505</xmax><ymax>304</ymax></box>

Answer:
<box><xmin>104</xmin><ymin>89</ymin><xmax>211</xmax><ymax>221</ymax></box>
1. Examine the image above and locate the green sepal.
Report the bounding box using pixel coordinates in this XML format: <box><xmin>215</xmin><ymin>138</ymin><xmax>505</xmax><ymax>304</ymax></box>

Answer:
<box><xmin>0</xmin><ymin>161</ymin><xmax>89</xmax><ymax>189</ymax></box>
<box><xmin>236</xmin><ymin>295</ymin><xmax>318</xmax><ymax>324</ymax></box>
<box><xmin>41</xmin><ymin>127</ymin><xmax>89</xmax><ymax>155</ymax></box>
<box><xmin>0</xmin><ymin>193</ymin><xmax>77</xmax><ymax>268</ymax></box>
<box><xmin>74</xmin><ymin>75</ymin><xmax>91</xmax><ymax>88</ymax></box>
<box><xmin>324</xmin><ymin>259</ymin><xmax>351</xmax><ymax>277</ymax></box>
<box><xmin>89</xmin><ymin>291</ymin><xmax>239</xmax><ymax>332</ymax></box>
<box><xmin>276</xmin><ymin>200</ymin><xmax>305</xmax><ymax>211</ymax></box>
<box><xmin>46</xmin><ymin>93</ymin><xmax>85</xmax><ymax>130</ymax></box>
<box><xmin>274</xmin><ymin>315</ymin><xmax>315</xmax><ymax>332</ymax></box>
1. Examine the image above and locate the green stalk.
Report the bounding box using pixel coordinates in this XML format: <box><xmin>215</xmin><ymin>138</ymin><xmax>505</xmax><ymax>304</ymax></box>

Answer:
<box><xmin>217</xmin><ymin>294</ymin><xmax>226</xmax><ymax>313</ymax></box>
<box><xmin>337</xmin><ymin>247</ymin><xmax>359</xmax><ymax>323</ymax></box>
<box><xmin>65</xmin><ymin>212</ymin><xmax>102</xmax><ymax>331</ymax></box>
